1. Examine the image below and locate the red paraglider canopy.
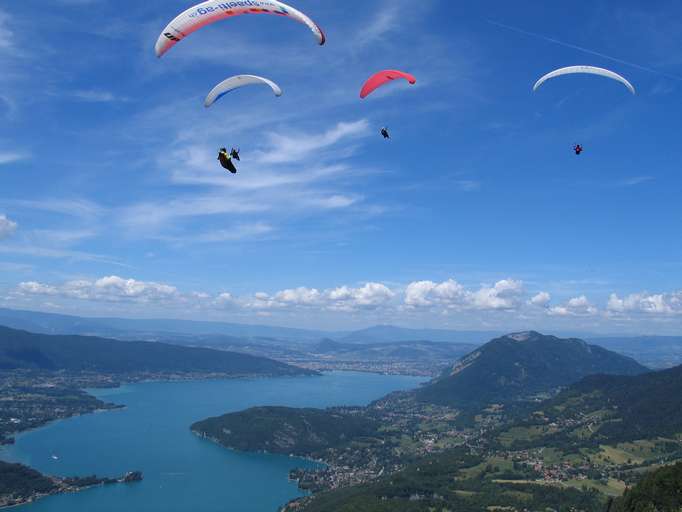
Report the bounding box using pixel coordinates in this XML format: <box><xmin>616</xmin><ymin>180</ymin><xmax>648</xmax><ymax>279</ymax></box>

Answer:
<box><xmin>360</xmin><ymin>70</ymin><xmax>416</xmax><ymax>99</ymax></box>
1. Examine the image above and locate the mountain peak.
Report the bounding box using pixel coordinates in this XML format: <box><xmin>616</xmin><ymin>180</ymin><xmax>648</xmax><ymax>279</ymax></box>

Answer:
<box><xmin>417</xmin><ymin>332</ymin><xmax>648</xmax><ymax>409</ymax></box>
<box><xmin>506</xmin><ymin>331</ymin><xmax>542</xmax><ymax>342</ymax></box>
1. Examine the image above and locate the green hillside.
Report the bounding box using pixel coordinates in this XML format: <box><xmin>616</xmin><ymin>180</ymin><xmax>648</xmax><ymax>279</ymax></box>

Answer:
<box><xmin>0</xmin><ymin>326</ymin><xmax>314</xmax><ymax>376</ymax></box>
<box><xmin>417</xmin><ymin>331</ymin><xmax>647</xmax><ymax>409</ymax></box>
<box><xmin>611</xmin><ymin>462</ymin><xmax>682</xmax><ymax>512</ymax></box>
<box><xmin>0</xmin><ymin>461</ymin><xmax>56</xmax><ymax>503</ymax></box>
<box><xmin>541</xmin><ymin>364</ymin><xmax>682</xmax><ymax>444</ymax></box>
<box><xmin>192</xmin><ymin>406</ymin><xmax>379</xmax><ymax>456</ymax></box>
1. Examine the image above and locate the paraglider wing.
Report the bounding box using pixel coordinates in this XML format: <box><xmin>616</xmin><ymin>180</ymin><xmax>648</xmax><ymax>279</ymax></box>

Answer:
<box><xmin>155</xmin><ymin>0</ymin><xmax>325</xmax><ymax>57</ymax></box>
<box><xmin>533</xmin><ymin>66</ymin><xmax>635</xmax><ymax>94</ymax></box>
<box><xmin>219</xmin><ymin>152</ymin><xmax>238</xmax><ymax>174</ymax></box>
<box><xmin>360</xmin><ymin>70</ymin><xmax>416</xmax><ymax>99</ymax></box>
<box><xmin>205</xmin><ymin>75</ymin><xmax>282</xmax><ymax>107</ymax></box>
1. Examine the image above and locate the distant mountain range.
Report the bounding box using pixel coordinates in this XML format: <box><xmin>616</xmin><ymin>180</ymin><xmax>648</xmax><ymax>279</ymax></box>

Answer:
<box><xmin>2</xmin><ymin>307</ymin><xmax>682</xmax><ymax>369</ymax></box>
<box><xmin>416</xmin><ymin>331</ymin><xmax>648</xmax><ymax>409</ymax></box>
<box><xmin>0</xmin><ymin>326</ymin><xmax>313</xmax><ymax>376</ymax></box>
<box><xmin>337</xmin><ymin>325</ymin><xmax>500</xmax><ymax>344</ymax></box>
<box><xmin>588</xmin><ymin>336</ymin><xmax>682</xmax><ymax>369</ymax></box>
<box><xmin>0</xmin><ymin>308</ymin><xmax>328</xmax><ymax>341</ymax></box>
<box><xmin>0</xmin><ymin>308</ymin><xmax>498</xmax><ymax>345</ymax></box>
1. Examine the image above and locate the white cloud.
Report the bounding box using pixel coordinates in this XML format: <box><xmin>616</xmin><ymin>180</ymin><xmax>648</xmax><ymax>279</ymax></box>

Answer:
<box><xmin>4</xmin><ymin>198</ymin><xmax>103</xmax><ymax>219</ymax></box>
<box><xmin>17</xmin><ymin>281</ymin><xmax>58</xmax><ymax>296</ymax></box>
<box><xmin>548</xmin><ymin>295</ymin><xmax>598</xmax><ymax>317</ymax></box>
<box><xmin>0</xmin><ymin>152</ymin><xmax>27</xmax><ymax>166</ymax></box>
<box><xmin>620</xmin><ymin>176</ymin><xmax>654</xmax><ymax>187</ymax></box>
<box><xmin>120</xmin><ymin>119</ymin><xmax>376</xmax><ymax>243</ymax></box>
<box><xmin>0</xmin><ymin>214</ymin><xmax>17</xmax><ymax>239</ymax></box>
<box><xmin>404</xmin><ymin>278</ymin><xmax>523</xmax><ymax>311</ymax></box>
<box><xmin>274</xmin><ymin>287</ymin><xmax>323</xmax><ymax>307</ymax></box>
<box><xmin>255</xmin><ymin>120</ymin><xmax>370</xmax><ymax>165</ymax></box>
<box><xmin>470</xmin><ymin>280</ymin><xmax>524</xmax><ymax>310</ymax></box>
<box><xmin>72</xmin><ymin>90</ymin><xmax>127</xmax><ymax>103</ymax></box>
<box><xmin>327</xmin><ymin>283</ymin><xmax>395</xmax><ymax>311</ymax></box>
<box><xmin>247</xmin><ymin>282</ymin><xmax>395</xmax><ymax>313</ymax></box>
<box><xmin>351</xmin><ymin>2</ymin><xmax>401</xmax><ymax>49</ymax></box>
<box><xmin>18</xmin><ymin>274</ymin><xmax>682</xmax><ymax>329</ymax></box>
<box><xmin>405</xmin><ymin>279</ymin><xmax>467</xmax><ymax>308</ymax></box>
<box><xmin>18</xmin><ymin>276</ymin><xmax>179</xmax><ymax>304</ymax></box>
<box><xmin>306</xmin><ymin>195</ymin><xmax>361</xmax><ymax>209</ymax></box>
<box><xmin>607</xmin><ymin>292</ymin><xmax>680</xmax><ymax>315</ymax></box>
<box><xmin>0</xmin><ymin>10</ymin><xmax>14</xmax><ymax>51</ymax></box>
<box><xmin>530</xmin><ymin>291</ymin><xmax>551</xmax><ymax>308</ymax></box>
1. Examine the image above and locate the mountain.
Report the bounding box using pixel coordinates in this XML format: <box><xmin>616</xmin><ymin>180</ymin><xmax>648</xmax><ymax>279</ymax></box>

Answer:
<box><xmin>0</xmin><ymin>308</ymin><xmax>498</xmax><ymax>346</ymax></box>
<box><xmin>0</xmin><ymin>326</ymin><xmax>314</xmax><ymax>376</ymax></box>
<box><xmin>610</xmin><ymin>462</ymin><xmax>682</xmax><ymax>512</ymax></box>
<box><xmin>545</xmin><ymin>363</ymin><xmax>682</xmax><ymax>443</ymax></box>
<box><xmin>340</xmin><ymin>325</ymin><xmax>499</xmax><ymax>344</ymax></box>
<box><xmin>416</xmin><ymin>331</ymin><xmax>648</xmax><ymax>409</ymax></box>
<box><xmin>0</xmin><ymin>308</ymin><xmax>329</xmax><ymax>341</ymax></box>
<box><xmin>589</xmin><ymin>336</ymin><xmax>682</xmax><ymax>369</ymax></box>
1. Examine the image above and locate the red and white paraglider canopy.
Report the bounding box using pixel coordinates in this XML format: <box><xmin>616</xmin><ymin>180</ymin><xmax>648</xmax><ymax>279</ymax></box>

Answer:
<box><xmin>156</xmin><ymin>0</ymin><xmax>325</xmax><ymax>58</ymax></box>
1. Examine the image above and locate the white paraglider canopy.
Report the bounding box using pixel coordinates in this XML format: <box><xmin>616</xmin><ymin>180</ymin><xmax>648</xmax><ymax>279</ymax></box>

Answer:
<box><xmin>155</xmin><ymin>0</ymin><xmax>325</xmax><ymax>58</ymax></box>
<box><xmin>205</xmin><ymin>75</ymin><xmax>283</xmax><ymax>107</ymax></box>
<box><xmin>533</xmin><ymin>66</ymin><xmax>636</xmax><ymax>95</ymax></box>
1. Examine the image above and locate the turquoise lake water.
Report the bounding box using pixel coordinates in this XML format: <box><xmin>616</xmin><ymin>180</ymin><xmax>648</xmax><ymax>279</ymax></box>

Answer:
<box><xmin>1</xmin><ymin>372</ymin><xmax>426</xmax><ymax>512</ymax></box>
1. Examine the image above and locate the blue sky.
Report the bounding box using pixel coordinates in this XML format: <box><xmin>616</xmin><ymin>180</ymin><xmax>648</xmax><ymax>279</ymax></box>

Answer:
<box><xmin>1</xmin><ymin>0</ymin><xmax>682</xmax><ymax>333</ymax></box>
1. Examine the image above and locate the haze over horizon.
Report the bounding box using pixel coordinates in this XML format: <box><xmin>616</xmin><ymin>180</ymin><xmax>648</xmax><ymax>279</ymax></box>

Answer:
<box><xmin>2</xmin><ymin>1</ymin><xmax>682</xmax><ymax>334</ymax></box>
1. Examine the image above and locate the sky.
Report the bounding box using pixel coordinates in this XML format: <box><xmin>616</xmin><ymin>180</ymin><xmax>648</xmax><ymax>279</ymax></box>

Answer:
<box><xmin>1</xmin><ymin>0</ymin><xmax>682</xmax><ymax>334</ymax></box>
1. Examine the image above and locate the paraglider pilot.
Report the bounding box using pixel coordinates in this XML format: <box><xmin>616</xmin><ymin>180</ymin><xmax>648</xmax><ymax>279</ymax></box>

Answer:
<box><xmin>218</xmin><ymin>148</ymin><xmax>237</xmax><ymax>174</ymax></box>
<box><xmin>573</xmin><ymin>144</ymin><xmax>583</xmax><ymax>155</ymax></box>
<box><xmin>230</xmin><ymin>148</ymin><xmax>240</xmax><ymax>161</ymax></box>
<box><xmin>380</xmin><ymin>127</ymin><xmax>390</xmax><ymax>139</ymax></box>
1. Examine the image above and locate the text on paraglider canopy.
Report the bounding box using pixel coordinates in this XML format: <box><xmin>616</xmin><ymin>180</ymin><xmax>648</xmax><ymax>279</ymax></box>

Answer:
<box><xmin>190</xmin><ymin>1</ymin><xmax>289</xmax><ymax>17</ymax></box>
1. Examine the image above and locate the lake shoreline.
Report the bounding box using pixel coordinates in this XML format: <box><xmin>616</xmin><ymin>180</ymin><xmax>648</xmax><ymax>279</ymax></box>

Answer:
<box><xmin>1</xmin><ymin>372</ymin><xmax>426</xmax><ymax>512</ymax></box>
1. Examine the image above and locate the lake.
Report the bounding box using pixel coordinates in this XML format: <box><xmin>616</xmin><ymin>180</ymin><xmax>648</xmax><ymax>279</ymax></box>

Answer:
<box><xmin>1</xmin><ymin>372</ymin><xmax>426</xmax><ymax>512</ymax></box>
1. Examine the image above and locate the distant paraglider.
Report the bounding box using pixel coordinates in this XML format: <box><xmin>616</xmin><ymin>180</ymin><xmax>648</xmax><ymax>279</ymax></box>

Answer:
<box><xmin>205</xmin><ymin>75</ymin><xmax>282</xmax><ymax>108</ymax></box>
<box><xmin>533</xmin><ymin>66</ymin><xmax>636</xmax><ymax>95</ymax></box>
<box><xmin>155</xmin><ymin>0</ymin><xmax>325</xmax><ymax>58</ymax></box>
<box><xmin>380</xmin><ymin>127</ymin><xmax>390</xmax><ymax>140</ymax></box>
<box><xmin>573</xmin><ymin>144</ymin><xmax>583</xmax><ymax>156</ymax></box>
<box><xmin>218</xmin><ymin>148</ymin><xmax>238</xmax><ymax>174</ymax></box>
<box><xmin>360</xmin><ymin>70</ymin><xmax>416</xmax><ymax>99</ymax></box>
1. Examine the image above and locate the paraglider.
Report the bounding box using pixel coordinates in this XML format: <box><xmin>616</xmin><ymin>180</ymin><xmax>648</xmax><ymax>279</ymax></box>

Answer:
<box><xmin>533</xmin><ymin>66</ymin><xmax>635</xmax><ymax>95</ymax></box>
<box><xmin>380</xmin><ymin>127</ymin><xmax>390</xmax><ymax>139</ymax></box>
<box><xmin>155</xmin><ymin>0</ymin><xmax>325</xmax><ymax>58</ymax></box>
<box><xmin>205</xmin><ymin>75</ymin><xmax>283</xmax><ymax>108</ymax></box>
<box><xmin>360</xmin><ymin>70</ymin><xmax>416</xmax><ymax>99</ymax></box>
<box><xmin>218</xmin><ymin>148</ymin><xmax>238</xmax><ymax>174</ymax></box>
<box><xmin>573</xmin><ymin>144</ymin><xmax>583</xmax><ymax>155</ymax></box>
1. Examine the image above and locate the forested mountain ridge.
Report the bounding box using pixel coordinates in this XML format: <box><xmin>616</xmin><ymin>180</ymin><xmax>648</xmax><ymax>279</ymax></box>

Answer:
<box><xmin>531</xmin><ymin>363</ymin><xmax>682</xmax><ymax>444</ymax></box>
<box><xmin>610</xmin><ymin>461</ymin><xmax>682</xmax><ymax>512</ymax></box>
<box><xmin>192</xmin><ymin>406</ymin><xmax>380</xmax><ymax>456</ymax></box>
<box><xmin>0</xmin><ymin>326</ymin><xmax>314</xmax><ymax>376</ymax></box>
<box><xmin>416</xmin><ymin>331</ymin><xmax>647</xmax><ymax>409</ymax></box>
